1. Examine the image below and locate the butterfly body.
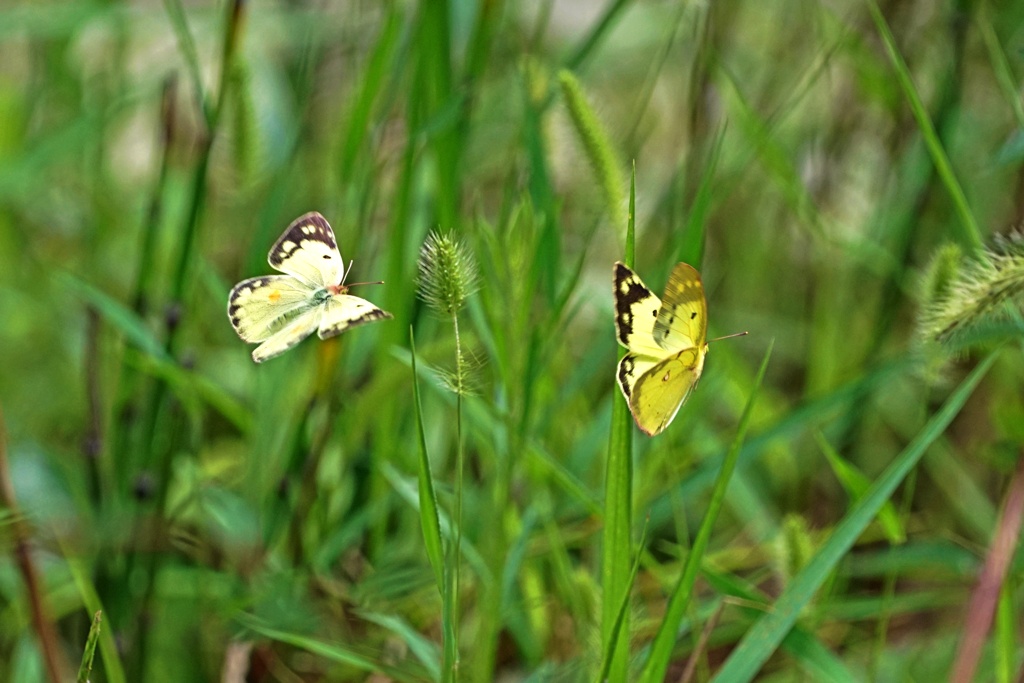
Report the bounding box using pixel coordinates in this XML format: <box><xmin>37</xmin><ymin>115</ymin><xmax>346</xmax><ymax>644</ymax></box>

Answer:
<box><xmin>613</xmin><ymin>262</ymin><xmax>708</xmax><ymax>436</ymax></box>
<box><xmin>227</xmin><ymin>212</ymin><xmax>392</xmax><ymax>363</ymax></box>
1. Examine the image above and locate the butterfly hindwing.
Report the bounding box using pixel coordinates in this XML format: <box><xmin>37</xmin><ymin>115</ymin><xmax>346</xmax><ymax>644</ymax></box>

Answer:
<box><xmin>627</xmin><ymin>347</ymin><xmax>705</xmax><ymax>436</ymax></box>
<box><xmin>251</xmin><ymin>307</ymin><xmax>322</xmax><ymax>363</ymax></box>
<box><xmin>227</xmin><ymin>275</ymin><xmax>318</xmax><ymax>343</ymax></box>
<box><xmin>318</xmin><ymin>295</ymin><xmax>394</xmax><ymax>339</ymax></box>
<box><xmin>653</xmin><ymin>262</ymin><xmax>706</xmax><ymax>352</ymax></box>
<box><xmin>613</xmin><ymin>262</ymin><xmax>664</xmax><ymax>357</ymax></box>
<box><xmin>268</xmin><ymin>211</ymin><xmax>344</xmax><ymax>288</ymax></box>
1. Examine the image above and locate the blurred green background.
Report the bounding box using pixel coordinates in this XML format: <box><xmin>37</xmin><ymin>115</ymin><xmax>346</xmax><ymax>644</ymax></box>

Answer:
<box><xmin>1</xmin><ymin>0</ymin><xmax>1023</xmax><ymax>681</ymax></box>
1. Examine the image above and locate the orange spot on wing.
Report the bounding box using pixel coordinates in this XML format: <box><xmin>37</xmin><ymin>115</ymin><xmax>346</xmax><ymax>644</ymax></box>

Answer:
<box><xmin>268</xmin><ymin>290</ymin><xmax>282</xmax><ymax>302</ymax></box>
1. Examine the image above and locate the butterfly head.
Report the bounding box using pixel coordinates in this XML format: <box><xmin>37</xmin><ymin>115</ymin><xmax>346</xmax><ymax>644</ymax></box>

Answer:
<box><xmin>327</xmin><ymin>283</ymin><xmax>350</xmax><ymax>296</ymax></box>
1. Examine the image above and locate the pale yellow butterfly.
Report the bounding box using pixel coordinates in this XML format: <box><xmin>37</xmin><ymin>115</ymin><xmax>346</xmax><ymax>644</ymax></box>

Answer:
<box><xmin>613</xmin><ymin>262</ymin><xmax>742</xmax><ymax>436</ymax></box>
<box><xmin>227</xmin><ymin>212</ymin><xmax>392</xmax><ymax>363</ymax></box>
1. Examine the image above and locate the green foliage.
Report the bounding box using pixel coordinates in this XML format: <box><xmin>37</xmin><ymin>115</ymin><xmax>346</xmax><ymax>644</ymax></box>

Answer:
<box><xmin>2</xmin><ymin>1</ymin><xmax>1024</xmax><ymax>682</ymax></box>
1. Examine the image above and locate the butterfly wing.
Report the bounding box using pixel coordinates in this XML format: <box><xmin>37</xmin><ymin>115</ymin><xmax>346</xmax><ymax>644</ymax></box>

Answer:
<box><xmin>318</xmin><ymin>294</ymin><xmax>393</xmax><ymax>339</ymax></box>
<box><xmin>614</xmin><ymin>261</ymin><xmax>710</xmax><ymax>436</ymax></box>
<box><xmin>250</xmin><ymin>307</ymin><xmax>322</xmax><ymax>363</ymax></box>
<box><xmin>613</xmin><ymin>262</ymin><xmax>664</xmax><ymax>356</ymax></box>
<box><xmin>227</xmin><ymin>275</ymin><xmax>318</xmax><ymax>343</ymax></box>
<box><xmin>268</xmin><ymin>211</ymin><xmax>344</xmax><ymax>288</ymax></box>
<box><xmin>653</xmin><ymin>262</ymin><xmax>707</xmax><ymax>352</ymax></box>
<box><xmin>621</xmin><ymin>346</ymin><xmax>705</xmax><ymax>436</ymax></box>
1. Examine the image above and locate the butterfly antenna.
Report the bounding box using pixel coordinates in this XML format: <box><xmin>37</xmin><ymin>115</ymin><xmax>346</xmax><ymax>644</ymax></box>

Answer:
<box><xmin>346</xmin><ymin>279</ymin><xmax>385</xmax><ymax>288</ymax></box>
<box><xmin>708</xmin><ymin>331</ymin><xmax>749</xmax><ymax>344</ymax></box>
<box><xmin>342</xmin><ymin>259</ymin><xmax>354</xmax><ymax>284</ymax></box>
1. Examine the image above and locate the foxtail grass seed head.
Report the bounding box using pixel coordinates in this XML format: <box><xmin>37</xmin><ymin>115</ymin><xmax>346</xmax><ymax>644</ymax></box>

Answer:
<box><xmin>432</xmin><ymin>348</ymin><xmax>482</xmax><ymax>397</ymax></box>
<box><xmin>773</xmin><ymin>514</ymin><xmax>814</xmax><ymax>586</ymax></box>
<box><xmin>417</xmin><ymin>231</ymin><xmax>479</xmax><ymax>316</ymax></box>
<box><xmin>918</xmin><ymin>234</ymin><xmax>1024</xmax><ymax>345</ymax></box>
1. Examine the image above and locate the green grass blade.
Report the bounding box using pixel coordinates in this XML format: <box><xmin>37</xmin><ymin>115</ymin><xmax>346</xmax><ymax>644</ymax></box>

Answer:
<box><xmin>76</xmin><ymin>611</ymin><xmax>101</xmax><ymax>683</ymax></box>
<box><xmin>995</xmin><ymin>581</ymin><xmax>1015</xmax><ymax>683</ymax></box>
<box><xmin>711</xmin><ymin>352</ymin><xmax>997</xmax><ymax>682</ymax></box>
<box><xmin>410</xmin><ymin>328</ymin><xmax>445</xmax><ymax>592</ymax></box>
<box><xmin>63</xmin><ymin>556</ymin><xmax>125</xmax><ymax>683</ymax></box>
<box><xmin>701</xmin><ymin>567</ymin><xmax>860</xmax><ymax>683</ymax></box>
<box><xmin>816</xmin><ymin>432</ymin><xmax>905</xmax><ymax>544</ymax></box>
<box><xmin>640</xmin><ymin>341</ymin><xmax>773</xmax><ymax>683</ymax></box>
<box><xmin>602</xmin><ymin>166</ymin><xmax>636</xmax><ymax>681</ymax></box>
<box><xmin>866</xmin><ymin>0</ymin><xmax>981</xmax><ymax>249</ymax></box>
<box><xmin>338</xmin><ymin>5</ymin><xmax>401</xmax><ymax>179</ymax></box>
<box><xmin>238</xmin><ymin>615</ymin><xmax>428</xmax><ymax>683</ymax></box>
<box><xmin>57</xmin><ymin>272</ymin><xmax>168</xmax><ymax>361</ymax></box>
<box><xmin>359</xmin><ymin>611</ymin><xmax>441</xmax><ymax>682</ymax></box>
<box><xmin>677</xmin><ymin>125</ymin><xmax>726</xmax><ymax>267</ymax></box>
<box><xmin>598</xmin><ymin>519</ymin><xmax>648</xmax><ymax>682</ymax></box>
<box><xmin>409</xmin><ymin>328</ymin><xmax>451</xmax><ymax>681</ymax></box>
<box><xmin>564</xmin><ymin>0</ymin><xmax>631</xmax><ymax>70</ymax></box>
<box><xmin>160</xmin><ymin>0</ymin><xmax>210</xmax><ymax>124</ymax></box>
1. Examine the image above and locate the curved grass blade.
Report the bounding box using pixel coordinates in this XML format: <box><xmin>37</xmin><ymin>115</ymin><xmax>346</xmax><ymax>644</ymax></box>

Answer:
<box><xmin>640</xmin><ymin>341</ymin><xmax>773</xmax><ymax>683</ymax></box>
<box><xmin>237</xmin><ymin>615</ymin><xmax>429</xmax><ymax>683</ymax></box>
<box><xmin>711</xmin><ymin>352</ymin><xmax>997</xmax><ymax>682</ymax></box>
<box><xmin>410</xmin><ymin>328</ymin><xmax>445</xmax><ymax>592</ymax></box>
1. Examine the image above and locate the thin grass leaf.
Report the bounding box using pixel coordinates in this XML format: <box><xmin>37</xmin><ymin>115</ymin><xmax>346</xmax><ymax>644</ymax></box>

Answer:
<box><xmin>410</xmin><ymin>328</ymin><xmax>445</xmax><ymax>592</ymax></box>
<box><xmin>408</xmin><ymin>328</ymin><xmax>452</xmax><ymax>681</ymax></box>
<box><xmin>976</xmin><ymin>7</ymin><xmax>1024</xmax><ymax>130</ymax></box>
<box><xmin>816</xmin><ymin>432</ymin><xmax>905</xmax><ymax>544</ymax></box>
<box><xmin>57</xmin><ymin>272</ymin><xmax>168</xmax><ymax>361</ymax></box>
<box><xmin>379</xmin><ymin>462</ymin><xmax>489</xmax><ymax>581</ymax></box>
<box><xmin>995</xmin><ymin>582</ymin><xmax>1015</xmax><ymax>683</ymax></box>
<box><xmin>598</xmin><ymin>519</ymin><xmax>648</xmax><ymax>682</ymax></box>
<box><xmin>339</xmin><ymin>5</ymin><xmax>401</xmax><ymax>179</ymax></box>
<box><xmin>677</xmin><ymin>125</ymin><xmax>726</xmax><ymax>267</ymax></box>
<box><xmin>866</xmin><ymin>0</ymin><xmax>981</xmax><ymax>250</ymax></box>
<box><xmin>564</xmin><ymin>0</ymin><xmax>631</xmax><ymax>70</ymax></box>
<box><xmin>359</xmin><ymin>611</ymin><xmax>441</xmax><ymax>682</ymax></box>
<box><xmin>602</xmin><ymin>167</ymin><xmax>636</xmax><ymax>681</ymax></box>
<box><xmin>701</xmin><ymin>567</ymin><xmax>860</xmax><ymax>683</ymax></box>
<box><xmin>640</xmin><ymin>341</ymin><xmax>773</xmax><ymax>683</ymax></box>
<box><xmin>76</xmin><ymin>611</ymin><xmax>101</xmax><ymax>683</ymax></box>
<box><xmin>160</xmin><ymin>0</ymin><xmax>211</xmax><ymax>124</ymax></box>
<box><xmin>711</xmin><ymin>351</ymin><xmax>997</xmax><ymax>682</ymax></box>
<box><xmin>124</xmin><ymin>350</ymin><xmax>251</xmax><ymax>433</ymax></box>
<box><xmin>62</xmin><ymin>556</ymin><xmax>125</xmax><ymax>683</ymax></box>
<box><xmin>237</xmin><ymin>615</ymin><xmax>428</xmax><ymax>683</ymax></box>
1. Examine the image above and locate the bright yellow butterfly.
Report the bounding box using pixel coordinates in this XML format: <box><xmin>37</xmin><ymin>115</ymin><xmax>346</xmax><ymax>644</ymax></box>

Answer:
<box><xmin>613</xmin><ymin>261</ymin><xmax>708</xmax><ymax>436</ymax></box>
<box><xmin>227</xmin><ymin>212</ymin><xmax>392</xmax><ymax>363</ymax></box>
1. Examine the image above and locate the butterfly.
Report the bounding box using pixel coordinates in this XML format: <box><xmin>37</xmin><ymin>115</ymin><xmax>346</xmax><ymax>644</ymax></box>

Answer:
<box><xmin>227</xmin><ymin>212</ymin><xmax>392</xmax><ymax>363</ymax></box>
<box><xmin>613</xmin><ymin>261</ymin><xmax>709</xmax><ymax>436</ymax></box>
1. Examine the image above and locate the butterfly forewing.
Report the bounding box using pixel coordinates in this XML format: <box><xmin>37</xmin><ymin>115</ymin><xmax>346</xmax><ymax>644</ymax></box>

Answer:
<box><xmin>228</xmin><ymin>275</ymin><xmax>318</xmax><ymax>342</ymax></box>
<box><xmin>268</xmin><ymin>212</ymin><xmax>344</xmax><ymax>288</ymax></box>
<box><xmin>653</xmin><ymin>263</ymin><xmax>706</xmax><ymax>352</ymax></box>
<box><xmin>318</xmin><ymin>295</ymin><xmax>393</xmax><ymax>339</ymax></box>
<box><xmin>613</xmin><ymin>262</ymin><xmax>664</xmax><ymax>357</ymax></box>
<box><xmin>251</xmin><ymin>307</ymin><xmax>322</xmax><ymax>363</ymax></box>
<box><xmin>629</xmin><ymin>347</ymin><xmax>705</xmax><ymax>436</ymax></box>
